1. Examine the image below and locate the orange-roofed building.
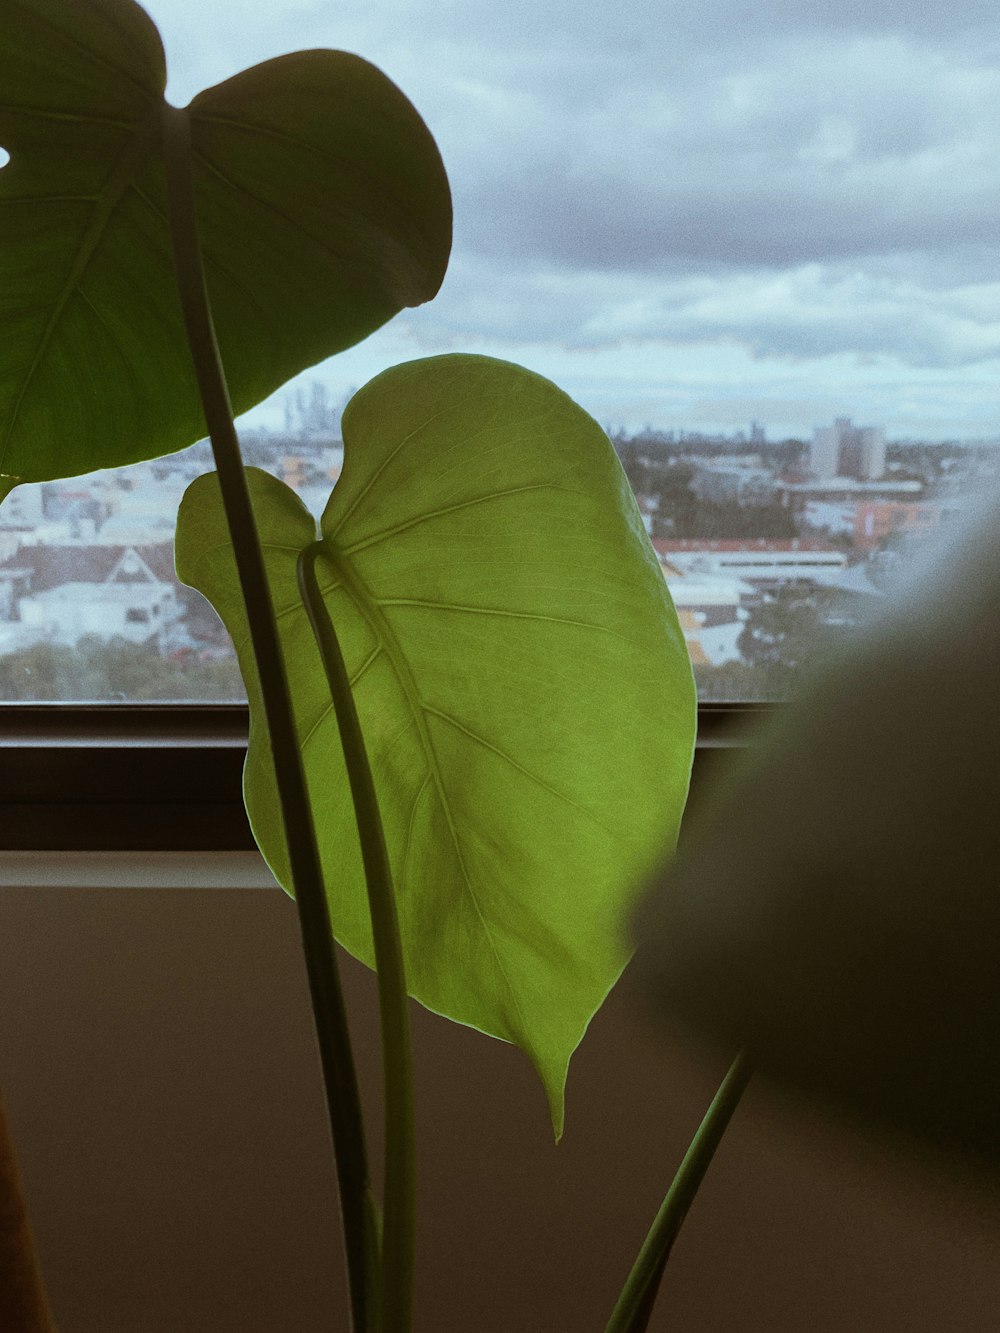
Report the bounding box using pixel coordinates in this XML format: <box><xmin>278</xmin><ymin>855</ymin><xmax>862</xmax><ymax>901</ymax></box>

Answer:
<box><xmin>854</xmin><ymin>501</ymin><xmax>941</xmax><ymax>551</ymax></box>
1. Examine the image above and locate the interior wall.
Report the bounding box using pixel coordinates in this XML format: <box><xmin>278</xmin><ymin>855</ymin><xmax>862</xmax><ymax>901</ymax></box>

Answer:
<box><xmin>1</xmin><ymin>881</ymin><xmax>997</xmax><ymax>1332</ymax></box>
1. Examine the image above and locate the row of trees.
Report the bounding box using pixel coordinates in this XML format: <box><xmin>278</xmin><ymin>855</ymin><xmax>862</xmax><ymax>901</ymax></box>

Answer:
<box><xmin>0</xmin><ymin>525</ymin><xmax>858</xmax><ymax>706</ymax></box>
<box><xmin>694</xmin><ymin>587</ymin><xmax>854</xmax><ymax>701</ymax></box>
<box><xmin>0</xmin><ymin>592</ymin><xmax>856</xmax><ymax>703</ymax></box>
<box><xmin>0</xmin><ymin>636</ymin><xmax>243</xmax><ymax>701</ymax></box>
<box><xmin>615</xmin><ymin>454</ymin><xmax>799</xmax><ymax>541</ymax></box>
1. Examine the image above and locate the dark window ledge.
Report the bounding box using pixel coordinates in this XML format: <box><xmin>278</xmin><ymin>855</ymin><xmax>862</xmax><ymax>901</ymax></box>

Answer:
<box><xmin>0</xmin><ymin>703</ymin><xmax>769</xmax><ymax>851</ymax></box>
<box><xmin>0</xmin><ymin>705</ymin><xmax>251</xmax><ymax>851</ymax></box>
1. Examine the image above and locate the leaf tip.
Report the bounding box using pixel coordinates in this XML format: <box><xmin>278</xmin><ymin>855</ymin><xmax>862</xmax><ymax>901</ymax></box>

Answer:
<box><xmin>538</xmin><ymin>1057</ymin><xmax>568</xmax><ymax>1144</ymax></box>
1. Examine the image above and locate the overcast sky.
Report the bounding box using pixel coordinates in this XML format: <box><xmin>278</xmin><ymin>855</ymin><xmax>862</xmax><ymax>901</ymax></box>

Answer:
<box><xmin>147</xmin><ymin>0</ymin><xmax>1000</xmax><ymax>439</ymax></box>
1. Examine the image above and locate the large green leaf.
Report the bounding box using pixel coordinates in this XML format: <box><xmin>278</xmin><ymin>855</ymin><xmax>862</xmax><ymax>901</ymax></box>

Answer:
<box><xmin>0</xmin><ymin>0</ymin><xmax>451</xmax><ymax>482</ymax></box>
<box><xmin>177</xmin><ymin>354</ymin><xmax>696</xmax><ymax>1133</ymax></box>
<box><xmin>635</xmin><ymin>499</ymin><xmax>1000</xmax><ymax>1171</ymax></box>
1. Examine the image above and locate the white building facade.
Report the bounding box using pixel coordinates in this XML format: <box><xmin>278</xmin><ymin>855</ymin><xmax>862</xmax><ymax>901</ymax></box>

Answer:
<box><xmin>17</xmin><ymin>548</ymin><xmax>182</xmax><ymax>649</ymax></box>
<box><xmin>810</xmin><ymin>417</ymin><xmax>887</xmax><ymax>482</ymax></box>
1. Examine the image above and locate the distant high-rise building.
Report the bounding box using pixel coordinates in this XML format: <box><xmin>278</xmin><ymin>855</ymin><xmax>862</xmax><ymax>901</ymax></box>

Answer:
<box><xmin>836</xmin><ymin>417</ymin><xmax>863</xmax><ymax>478</ymax></box>
<box><xmin>856</xmin><ymin>426</ymin><xmax>886</xmax><ymax>481</ymax></box>
<box><xmin>282</xmin><ymin>380</ymin><xmax>344</xmax><ymax>439</ymax></box>
<box><xmin>810</xmin><ymin>417</ymin><xmax>886</xmax><ymax>481</ymax></box>
<box><xmin>750</xmin><ymin>420</ymin><xmax>766</xmax><ymax>445</ymax></box>
<box><xmin>307</xmin><ymin>382</ymin><xmax>329</xmax><ymax>433</ymax></box>
<box><xmin>810</xmin><ymin>425</ymin><xmax>840</xmax><ymax>480</ymax></box>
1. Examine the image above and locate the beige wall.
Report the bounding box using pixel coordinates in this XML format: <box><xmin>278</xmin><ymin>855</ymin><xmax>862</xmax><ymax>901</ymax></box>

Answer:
<box><xmin>1</xmin><ymin>877</ymin><xmax>998</xmax><ymax>1332</ymax></box>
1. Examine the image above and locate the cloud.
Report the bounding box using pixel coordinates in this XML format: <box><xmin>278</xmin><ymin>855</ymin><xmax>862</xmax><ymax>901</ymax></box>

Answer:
<box><xmin>150</xmin><ymin>1</ymin><xmax>1000</xmax><ymax>280</ymax></box>
<box><xmin>145</xmin><ymin>0</ymin><xmax>1000</xmax><ymax>422</ymax></box>
<box><xmin>402</xmin><ymin>250</ymin><xmax>1000</xmax><ymax>372</ymax></box>
<box><xmin>442</xmin><ymin>33</ymin><xmax>1000</xmax><ymax>273</ymax></box>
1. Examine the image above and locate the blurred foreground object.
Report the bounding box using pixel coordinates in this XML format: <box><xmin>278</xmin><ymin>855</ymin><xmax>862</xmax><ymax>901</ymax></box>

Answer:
<box><xmin>635</xmin><ymin>494</ymin><xmax>1000</xmax><ymax>1173</ymax></box>
<box><xmin>0</xmin><ymin>1094</ymin><xmax>54</xmax><ymax>1332</ymax></box>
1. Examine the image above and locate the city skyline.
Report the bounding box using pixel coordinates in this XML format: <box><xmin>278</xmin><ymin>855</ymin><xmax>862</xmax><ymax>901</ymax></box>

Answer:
<box><xmin>253</xmin><ymin>380</ymin><xmax>1000</xmax><ymax>450</ymax></box>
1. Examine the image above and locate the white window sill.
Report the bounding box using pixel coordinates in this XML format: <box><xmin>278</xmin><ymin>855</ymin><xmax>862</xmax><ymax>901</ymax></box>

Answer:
<box><xmin>0</xmin><ymin>850</ymin><xmax>278</xmax><ymax>889</ymax></box>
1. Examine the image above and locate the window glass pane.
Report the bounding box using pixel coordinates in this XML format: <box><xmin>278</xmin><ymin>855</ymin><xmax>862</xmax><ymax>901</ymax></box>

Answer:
<box><xmin>2</xmin><ymin>1</ymin><xmax>992</xmax><ymax>701</ymax></box>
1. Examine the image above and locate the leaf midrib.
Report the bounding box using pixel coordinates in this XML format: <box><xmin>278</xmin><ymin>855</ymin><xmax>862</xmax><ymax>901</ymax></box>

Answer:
<box><xmin>321</xmin><ymin>539</ymin><xmax>530</xmax><ymax>1042</ymax></box>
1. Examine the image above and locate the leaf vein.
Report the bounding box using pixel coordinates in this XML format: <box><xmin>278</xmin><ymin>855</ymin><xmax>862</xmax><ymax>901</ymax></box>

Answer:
<box><xmin>0</xmin><ymin>103</ymin><xmax>130</xmax><ymax>128</ymax></box>
<box><xmin>191</xmin><ymin>148</ymin><xmax>360</xmax><ymax>274</ymax></box>
<box><xmin>4</xmin><ymin>2</ymin><xmax>159</xmax><ymax>103</ymax></box>
<box><xmin>340</xmin><ymin>483</ymin><xmax>579</xmax><ymax>556</ymax></box>
<box><xmin>75</xmin><ymin>284</ymin><xmax>142</xmax><ymax>407</ymax></box>
<box><xmin>349</xmin><ymin>644</ymin><xmax>382</xmax><ymax>689</ymax></box>
<box><xmin>422</xmin><ymin>704</ymin><xmax>615</xmax><ymax>837</ymax></box>
<box><xmin>301</xmin><ymin>644</ymin><xmax>380</xmax><ymax>753</ymax></box>
<box><xmin>131</xmin><ymin>181</ymin><xmax>280</xmax><ymax>342</ymax></box>
<box><xmin>191</xmin><ymin>111</ymin><xmax>414</xmax><ymax>219</ymax></box>
<box><xmin>377</xmin><ymin>598</ymin><xmax>626</xmax><ymax>638</ymax></box>
<box><xmin>323</xmin><ymin>544</ymin><xmax>530</xmax><ymax>1042</ymax></box>
<box><xmin>398</xmin><ymin>772</ymin><xmax>431</xmax><ymax>910</ymax></box>
<box><xmin>0</xmin><ymin>118</ymin><xmax>155</xmax><ymax>468</ymax></box>
<box><xmin>329</xmin><ymin>387</ymin><xmax>482</xmax><ymax>537</ymax></box>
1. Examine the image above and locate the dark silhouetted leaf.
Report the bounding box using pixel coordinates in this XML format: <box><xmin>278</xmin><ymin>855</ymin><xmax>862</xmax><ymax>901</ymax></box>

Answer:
<box><xmin>0</xmin><ymin>0</ymin><xmax>451</xmax><ymax>482</ymax></box>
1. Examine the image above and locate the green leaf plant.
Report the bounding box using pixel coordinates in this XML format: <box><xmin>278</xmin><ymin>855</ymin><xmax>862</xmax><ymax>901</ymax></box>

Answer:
<box><xmin>0</xmin><ymin>2</ymin><xmax>735</xmax><ymax>1331</ymax></box>
<box><xmin>175</xmin><ymin>354</ymin><xmax>696</xmax><ymax>1138</ymax></box>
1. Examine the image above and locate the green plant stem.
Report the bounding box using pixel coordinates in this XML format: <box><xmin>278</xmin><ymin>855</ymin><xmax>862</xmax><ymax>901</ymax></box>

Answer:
<box><xmin>161</xmin><ymin>103</ymin><xmax>376</xmax><ymax>1333</ymax></box>
<box><xmin>298</xmin><ymin>542</ymin><xmax>416</xmax><ymax>1333</ymax></box>
<box><xmin>605</xmin><ymin>1050</ymin><xmax>752</xmax><ymax>1333</ymax></box>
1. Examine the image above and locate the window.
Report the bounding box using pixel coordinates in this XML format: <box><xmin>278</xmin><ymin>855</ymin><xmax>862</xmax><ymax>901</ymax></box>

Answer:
<box><xmin>2</xmin><ymin>2</ymin><xmax>992</xmax><ymax>712</ymax></box>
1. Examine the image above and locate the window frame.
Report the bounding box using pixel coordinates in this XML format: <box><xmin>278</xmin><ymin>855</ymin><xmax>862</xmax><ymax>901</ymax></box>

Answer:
<box><xmin>0</xmin><ymin>702</ymin><xmax>766</xmax><ymax>851</ymax></box>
